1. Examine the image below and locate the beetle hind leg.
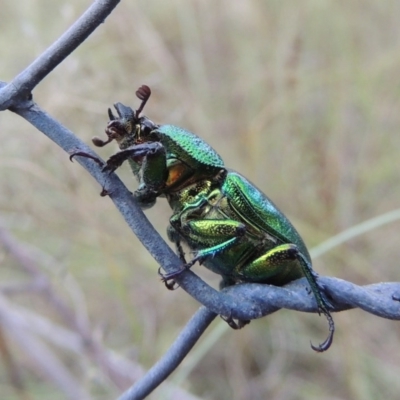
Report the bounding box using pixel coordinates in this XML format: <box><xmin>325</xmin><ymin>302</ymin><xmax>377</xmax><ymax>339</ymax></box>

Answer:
<box><xmin>239</xmin><ymin>243</ymin><xmax>335</xmax><ymax>352</ymax></box>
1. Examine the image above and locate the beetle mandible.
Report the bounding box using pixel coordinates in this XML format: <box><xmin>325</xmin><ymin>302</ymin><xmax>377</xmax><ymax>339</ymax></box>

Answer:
<box><xmin>71</xmin><ymin>85</ymin><xmax>334</xmax><ymax>352</ymax></box>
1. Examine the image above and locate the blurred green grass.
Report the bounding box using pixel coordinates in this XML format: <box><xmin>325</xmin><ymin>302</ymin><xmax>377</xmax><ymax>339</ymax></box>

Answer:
<box><xmin>2</xmin><ymin>0</ymin><xmax>400</xmax><ymax>399</ymax></box>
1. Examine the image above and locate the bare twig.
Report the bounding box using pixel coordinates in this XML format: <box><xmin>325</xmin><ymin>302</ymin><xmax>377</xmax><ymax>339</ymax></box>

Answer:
<box><xmin>118</xmin><ymin>307</ymin><xmax>216</xmax><ymax>400</ymax></box>
<box><xmin>117</xmin><ymin>278</ymin><xmax>400</xmax><ymax>400</ymax></box>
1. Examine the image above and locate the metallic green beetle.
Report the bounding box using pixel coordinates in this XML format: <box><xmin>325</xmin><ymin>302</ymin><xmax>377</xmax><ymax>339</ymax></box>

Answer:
<box><xmin>72</xmin><ymin>85</ymin><xmax>334</xmax><ymax>352</ymax></box>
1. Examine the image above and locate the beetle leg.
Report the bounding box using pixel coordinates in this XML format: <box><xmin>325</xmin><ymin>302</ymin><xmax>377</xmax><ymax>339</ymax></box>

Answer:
<box><xmin>103</xmin><ymin>142</ymin><xmax>165</xmax><ymax>173</ymax></box>
<box><xmin>239</xmin><ymin>243</ymin><xmax>334</xmax><ymax>352</ymax></box>
<box><xmin>184</xmin><ymin>219</ymin><xmax>246</xmax><ymax>256</ymax></box>
<box><xmin>103</xmin><ymin>142</ymin><xmax>168</xmax><ymax>207</ymax></box>
<box><xmin>167</xmin><ymin>224</ymin><xmax>187</xmax><ymax>263</ymax></box>
<box><xmin>160</xmin><ymin>219</ymin><xmax>246</xmax><ymax>282</ymax></box>
<box><xmin>161</xmin><ymin>226</ymin><xmax>187</xmax><ymax>290</ymax></box>
<box><xmin>175</xmin><ymin>239</ymin><xmax>187</xmax><ymax>263</ymax></box>
<box><xmin>158</xmin><ymin>256</ymin><xmax>201</xmax><ymax>283</ymax></box>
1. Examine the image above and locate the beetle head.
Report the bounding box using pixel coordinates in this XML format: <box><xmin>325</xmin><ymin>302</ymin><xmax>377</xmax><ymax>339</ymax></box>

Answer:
<box><xmin>92</xmin><ymin>85</ymin><xmax>157</xmax><ymax>149</ymax></box>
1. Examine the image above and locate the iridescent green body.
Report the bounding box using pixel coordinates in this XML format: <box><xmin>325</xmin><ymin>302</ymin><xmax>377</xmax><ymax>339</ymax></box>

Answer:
<box><xmin>77</xmin><ymin>87</ymin><xmax>334</xmax><ymax>351</ymax></box>
<box><xmin>111</xmin><ymin>118</ymin><xmax>313</xmax><ymax>288</ymax></box>
<box><xmin>167</xmin><ymin>169</ymin><xmax>312</xmax><ymax>288</ymax></box>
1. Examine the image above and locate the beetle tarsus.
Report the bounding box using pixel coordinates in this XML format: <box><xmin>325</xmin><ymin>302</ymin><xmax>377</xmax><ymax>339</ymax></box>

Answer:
<box><xmin>158</xmin><ymin>256</ymin><xmax>199</xmax><ymax>287</ymax></box>
<box><xmin>310</xmin><ymin>307</ymin><xmax>335</xmax><ymax>352</ymax></box>
<box><xmin>158</xmin><ymin>266</ymin><xmax>185</xmax><ymax>282</ymax></box>
<box><xmin>69</xmin><ymin>151</ymin><xmax>103</xmax><ymax>166</ymax></box>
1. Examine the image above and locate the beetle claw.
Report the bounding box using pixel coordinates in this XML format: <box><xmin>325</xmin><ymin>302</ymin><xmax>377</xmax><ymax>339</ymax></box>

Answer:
<box><xmin>100</xmin><ymin>187</ymin><xmax>112</xmax><ymax>197</ymax></box>
<box><xmin>221</xmin><ymin>315</ymin><xmax>250</xmax><ymax>330</ymax></box>
<box><xmin>310</xmin><ymin>331</ymin><xmax>334</xmax><ymax>353</ymax></box>
<box><xmin>310</xmin><ymin>307</ymin><xmax>335</xmax><ymax>352</ymax></box>
<box><xmin>69</xmin><ymin>151</ymin><xmax>103</xmax><ymax>166</ymax></box>
<box><xmin>158</xmin><ymin>267</ymin><xmax>180</xmax><ymax>290</ymax></box>
<box><xmin>165</xmin><ymin>279</ymin><xmax>179</xmax><ymax>290</ymax></box>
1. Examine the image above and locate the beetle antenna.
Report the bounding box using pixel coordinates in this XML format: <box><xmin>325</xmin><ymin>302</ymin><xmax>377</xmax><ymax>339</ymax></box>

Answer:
<box><xmin>135</xmin><ymin>85</ymin><xmax>151</xmax><ymax>118</ymax></box>
<box><xmin>92</xmin><ymin>136</ymin><xmax>113</xmax><ymax>147</ymax></box>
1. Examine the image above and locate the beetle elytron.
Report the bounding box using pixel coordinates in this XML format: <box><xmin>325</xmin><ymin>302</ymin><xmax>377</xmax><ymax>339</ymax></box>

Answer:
<box><xmin>71</xmin><ymin>85</ymin><xmax>334</xmax><ymax>352</ymax></box>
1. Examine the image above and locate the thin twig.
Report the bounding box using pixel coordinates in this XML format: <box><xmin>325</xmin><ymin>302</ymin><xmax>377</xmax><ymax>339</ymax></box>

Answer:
<box><xmin>118</xmin><ymin>307</ymin><xmax>216</xmax><ymax>400</ymax></box>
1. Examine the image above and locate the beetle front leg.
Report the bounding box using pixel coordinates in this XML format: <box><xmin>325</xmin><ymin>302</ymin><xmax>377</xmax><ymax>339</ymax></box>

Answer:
<box><xmin>104</xmin><ymin>142</ymin><xmax>168</xmax><ymax>207</ymax></box>
<box><xmin>239</xmin><ymin>243</ymin><xmax>334</xmax><ymax>352</ymax></box>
